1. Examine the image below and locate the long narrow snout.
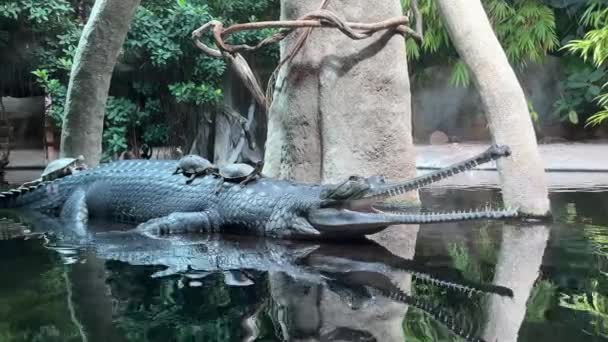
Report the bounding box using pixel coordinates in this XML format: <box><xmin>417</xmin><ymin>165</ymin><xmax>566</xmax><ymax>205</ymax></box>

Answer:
<box><xmin>359</xmin><ymin>144</ymin><xmax>511</xmax><ymax>201</ymax></box>
<box><xmin>307</xmin><ymin>207</ymin><xmax>519</xmax><ymax>238</ymax></box>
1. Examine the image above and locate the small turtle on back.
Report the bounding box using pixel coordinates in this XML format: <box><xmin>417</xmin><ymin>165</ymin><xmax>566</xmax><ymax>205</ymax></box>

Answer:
<box><xmin>43</xmin><ymin>155</ymin><xmax>87</xmax><ymax>180</ymax></box>
<box><xmin>20</xmin><ymin>155</ymin><xmax>87</xmax><ymax>188</ymax></box>
<box><xmin>215</xmin><ymin>160</ymin><xmax>264</xmax><ymax>192</ymax></box>
<box><xmin>140</xmin><ymin>144</ymin><xmax>153</xmax><ymax>159</ymax></box>
<box><xmin>173</xmin><ymin>154</ymin><xmax>219</xmax><ymax>184</ymax></box>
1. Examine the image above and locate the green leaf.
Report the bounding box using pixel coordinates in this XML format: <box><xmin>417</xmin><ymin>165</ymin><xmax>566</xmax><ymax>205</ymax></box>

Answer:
<box><xmin>528</xmin><ymin>100</ymin><xmax>540</xmax><ymax>123</ymax></box>
<box><xmin>590</xmin><ymin>85</ymin><xmax>602</xmax><ymax>96</ymax></box>
<box><xmin>586</xmin><ymin>108</ymin><xmax>608</xmax><ymax>127</ymax></box>
<box><xmin>568</xmin><ymin>110</ymin><xmax>579</xmax><ymax>124</ymax></box>
<box><xmin>448</xmin><ymin>60</ymin><xmax>470</xmax><ymax>87</ymax></box>
<box><xmin>567</xmin><ymin>81</ymin><xmax>591</xmax><ymax>89</ymax></box>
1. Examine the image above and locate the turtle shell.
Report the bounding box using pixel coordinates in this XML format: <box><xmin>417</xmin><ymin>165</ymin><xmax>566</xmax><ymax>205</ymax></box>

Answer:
<box><xmin>218</xmin><ymin>163</ymin><xmax>255</xmax><ymax>180</ymax></box>
<box><xmin>176</xmin><ymin>155</ymin><xmax>215</xmax><ymax>174</ymax></box>
<box><xmin>41</xmin><ymin>157</ymin><xmax>82</xmax><ymax>180</ymax></box>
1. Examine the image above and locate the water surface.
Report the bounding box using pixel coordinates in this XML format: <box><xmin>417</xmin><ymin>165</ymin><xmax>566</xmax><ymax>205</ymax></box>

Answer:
<box><xmin>1</xmin><ymin>188</ymin><xmax>607</xmax><ymax>342</ymax></box>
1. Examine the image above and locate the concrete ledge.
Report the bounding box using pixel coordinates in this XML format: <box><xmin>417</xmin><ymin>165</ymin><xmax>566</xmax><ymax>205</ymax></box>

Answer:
<box><xmin>416</xmin><ymin>143</ymin><xmax>608</xmax><ymax>172</ymax></box>
<box><xmin>415</xmin><ymin>143</ymin><xmax>608</xmax><ymax>190</ymax></box>
<box><xmin>4</xmin><ymin>144</ymin><xmax>608</xmax><ymax>190</ymax></box>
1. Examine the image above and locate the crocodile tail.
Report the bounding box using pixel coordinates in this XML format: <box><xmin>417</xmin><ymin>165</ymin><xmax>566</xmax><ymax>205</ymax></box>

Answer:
<box><xmin>411</xmin><ymin>272</ymin><xmax>514</xmax><ymax>298</ymax></box>
<box><xmin>0</xmin><ymin>182</ymin><xmax>47</xmax><ymax>208</ymax></box>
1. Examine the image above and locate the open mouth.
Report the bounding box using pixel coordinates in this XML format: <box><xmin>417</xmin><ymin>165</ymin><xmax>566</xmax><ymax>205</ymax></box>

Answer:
<box><xmin>307</xmin><ymin>145</ymin><xmax>518</xmax><ymax>236</ymax></box>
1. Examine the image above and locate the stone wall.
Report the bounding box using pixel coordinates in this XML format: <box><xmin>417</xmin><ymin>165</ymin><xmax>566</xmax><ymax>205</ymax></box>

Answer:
<box><xmin>1</xmin><ymin>96</ymin><xmax>44</xmax><ymax>148</ymax></box>
<box><xmin>411</xmin><ymin>56</ymin><xmax>608</xmax><ymax>144</ymax></box>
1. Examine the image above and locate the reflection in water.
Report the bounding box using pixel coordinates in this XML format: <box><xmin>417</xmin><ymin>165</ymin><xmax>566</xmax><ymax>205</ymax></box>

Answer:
<box><xmin>0</xmin><ymin>212</ymin><xmax>511</xmax><ymax>342</ymax></box>
<box><xmin>0</xmin><ymin>189</ymin><xmax>607</xmax><ymax>341</ymax></box>
<box><xmin>483</xmin><ymin>225</ymin><xmax>550</xmax><ymax>342</ymax></box>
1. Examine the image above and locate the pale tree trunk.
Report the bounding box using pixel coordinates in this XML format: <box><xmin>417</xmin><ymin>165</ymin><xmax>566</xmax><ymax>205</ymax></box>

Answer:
<box><xmin>60</xmin><ymin>0</ymin><xmax>141</xmax><ymax>166</ymax></box>
<box><xmin>269</xmin><ymin>235</ymin><xmax>418</xmax><ymax>342</ymax></box>
<box><xmin>436</xmin><ymin>0</ymin><xmax>550</xmax><ymax>216</ymax></box>
<box><xmin>69</xmin><ymin>252</ymin><xmax>128</xmax><ymax>342</ymax></box>
<box><xmin>483</xmin><ymin>225</ymin><xmax>550</xmax><ymax>341</ymax></box>
<box><xmin>264</xmin><ymin>0</ymin><xmax>417</xmax><ymax>188</ymax></box>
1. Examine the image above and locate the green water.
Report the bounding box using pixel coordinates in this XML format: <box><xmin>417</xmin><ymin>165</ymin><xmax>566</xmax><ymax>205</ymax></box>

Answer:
<box><xmin>0</xmin><ymin>189</ymin><xmax>607</xmax><ymax>342</ymax></box>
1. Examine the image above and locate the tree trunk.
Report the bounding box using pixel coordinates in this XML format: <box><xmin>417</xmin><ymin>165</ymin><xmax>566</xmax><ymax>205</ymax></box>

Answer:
<box><xmin>436</xmin><ymin>0</ymin><xmax>550</xmax><ymax>216</ymax></box>
<box><xmin>60</xmin><ymin>0</ymin><xmax>141</xmax><ymax>166</ymax></box>
<box><xmin>69</xmin><ymin>252</ymin><xmax>128</xmax><ymax>342</ymax></box>
<box><xmin>269</xmin><ymin>233</ymin><xmax>418</xmax><ymax>342</ymax></box>
<box><xmin>483</xmin><ymin>225</ymin><xmax>550</xmax><ymax>341</ymax></box>
<box><xmin>264</xmin><ymin>0</ymin><xmax>417</xmax><ymax>189</ymax></box>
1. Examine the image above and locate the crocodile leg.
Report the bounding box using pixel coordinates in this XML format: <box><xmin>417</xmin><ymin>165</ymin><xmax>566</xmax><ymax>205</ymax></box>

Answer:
<box><xmin>60</xmin><ymin>188</ymin><xmax>89</xmax><ymax>239</ymax></box>
<box><xmin>223</xmin><ymin>271</ymin><xmax>254</xmax><ymax>286</ymax></box>
<box><xmin>185</xmin><ymin>173</ymin><xmax>198</xmax><ymax>184</ymax></box>
<box><xmin>134</xmin><ymin>210</ymin><xmax>222</xmax><ymax>238</ymax></box>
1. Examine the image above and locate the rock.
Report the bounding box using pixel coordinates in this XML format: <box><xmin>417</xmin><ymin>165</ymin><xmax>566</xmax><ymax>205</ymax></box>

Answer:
<box><xmin>429</xmin><ymin>130</ymin><xmax>449</xmax><ymax>145</ymax></box>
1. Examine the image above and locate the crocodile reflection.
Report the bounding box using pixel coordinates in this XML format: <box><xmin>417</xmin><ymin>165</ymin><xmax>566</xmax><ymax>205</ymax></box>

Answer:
<box><xmin>4</xmin><ymin>214</ymin><xmax>513</xmax><ymax>342</ymax></box>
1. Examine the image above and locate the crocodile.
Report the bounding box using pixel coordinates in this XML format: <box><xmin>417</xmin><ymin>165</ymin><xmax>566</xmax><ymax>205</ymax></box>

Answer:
<box><xmin>0</xmin><ymin>144</ymin><xmax>519</xmax><ymax>240</ymax></box>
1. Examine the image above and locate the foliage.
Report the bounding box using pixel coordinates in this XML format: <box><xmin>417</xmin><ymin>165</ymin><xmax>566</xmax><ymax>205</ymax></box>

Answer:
<box><xmin>403</xmin><ymin>224</ymin><xmax>498</xmax><ymax>342</ymax></box>
<box><xmin>104</xmin><ymin>263</ymin><xmax>273</xmax><ymax>342</ymax></box>
<box><xmin>0</xmin><ymin>0</ymin><xmax>83</xmax><ymax>76</ymax></box>
<box><xmin>0</xmin><ymin>241</ymin><xmax>81</xmax><ymax>342</ymax></box>
<box><xmin>103</xmin><ymin>97</ymin><xmax>143</xmax><ymax>158</ymax></box>
<box><xmin>403</xmin><ymin>309</ymin><xmax>460</xmax><ymax>342</ymax></box>
<box><xmin>487</xmin><ymin>0</ymin><xmax>558</xmax><ymax>65</ymax></box>
<box><xmin>558</xmin><ymin>280</ymin><xmax>608</xmax><ymax>338</ymax></box>
<box><xmin>169</xmin><ymin>82</ymin><xmax>223</xmax><ymax>105</ymax></box>
<box><xmin>401</xmin><ymin>0</ymin><xmax>608</xmax><ymax>128</ymax></box>
<box><xmin>31</xmin><ymin>69</ymin><xmax>67</xmax><ymax>128</ymax></box>
<box><xmin>525</xmin><ymin>280</ymin><xmax>558</xmax><ymax>322</ymax></box>
<box><xmin>563</xmin><ymin>0</ymin><xmax>608</xmax><ymax>126</ymax></box>
<box><xmin>553</xmin><ymin>61</ymin><xmax>606</xmax><ymax>125</ymax></box>
<box><xmin>1</xmin><ymin>0</ymin><xmax>278</xmax><ymax>157</ymax></box>
<box><xmin>401</xmin><ymin>0</ymin><xmax>558</xmax><ymax>87</ymax></box>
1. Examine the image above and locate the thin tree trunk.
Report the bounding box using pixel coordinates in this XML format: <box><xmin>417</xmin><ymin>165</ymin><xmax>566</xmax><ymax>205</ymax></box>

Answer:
<box><xmin>436</xmin><ymin>0</ymin><xmax>550</xmax><ymax>216</ymax></box>
<box><xmin>60</xmin><ymin>0</ymin><xmax>141</xmax><ymax>166</ymax></box>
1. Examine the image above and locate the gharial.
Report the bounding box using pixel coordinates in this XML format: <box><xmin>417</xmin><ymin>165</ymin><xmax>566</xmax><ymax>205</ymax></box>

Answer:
<box><xmin>0</xmin><ymin>144</ymin><xmax>524</xmax><ymax>240</ymax></box>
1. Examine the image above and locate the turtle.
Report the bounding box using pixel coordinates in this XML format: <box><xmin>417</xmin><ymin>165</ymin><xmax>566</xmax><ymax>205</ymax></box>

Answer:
<box><xmin>42</xmin><ymin>155</ymin><xmax>87</xmax><ymax>180</ymax></box>
<box><xmin>173</xmin><ymin>154</ymin><xmax>219</xmax><ymax>184</ymax></box>
<box><xmin>20</xmin><ymin>156</ymin><xmax>87</xmax><ymax>188</ymax></box>
<box><xmin>215</xmin><ymin>160</ymin><xmax>264</xmax><ymax>193</ymax></box>
<box><xmin>140</xmin><ymin>144</ymin><xmax>153</xmax><ymax>159</ymax></box>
